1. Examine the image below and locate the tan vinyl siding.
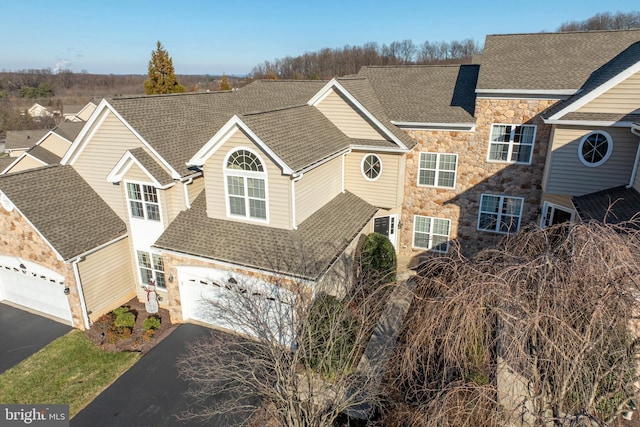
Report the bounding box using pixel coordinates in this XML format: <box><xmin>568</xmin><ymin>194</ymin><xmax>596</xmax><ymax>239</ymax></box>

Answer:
<box><xmin>345</xmin><ymin>151</ymin><xmax>404</xmax><ymax>209</ymax></box>
<box><xmin>316</xmin><ymin>90</ymin><xmax>386</xmax><ymax>140</ymax></box>
<box><xmin>72</xmin><ymin>111</ymin><xmax>144</xmax><ymax>220</ymax></box>
<box><xmin>164</xmin><ymin>183</ymin><xmax>186</xmax><ymax>223</ymax></box>
<box><xmin>203</xmin><ymin>128</ymin><xmax>292</xmax><ymax>229</ymax></box>
<box><xmin>187</xmin><ymin>175</ymin><xmax>205</xmax><ymax>205</ymax></box>
<box><xmin>545</xmin><ymin>126</ymin><xmax>637</xmax><ymax>196</ymax></box>
<box><xmin>541</xmin><ymin>193</ymin><xmax>574</xmax><ymax>209</ymax></box>
<box><xmin>576</xmin><ymin>71</ymin><xmax>640</xmax><ymax>114</ymax></box>
<box><xmin>40</xmin><ymin>133</ymin><xmax>72</xmax><ymax>157</ymax></box>
<box><xmin>295</xmin><ymin>156</ymin><xmax>343</xmax><ymax>224</ymax></box>
<box><xmin>78</xmin><ymin>238</ymin><xmax>136</xmax><ymax>322</ymax></box>
<box><xmin>5</xmin><ymin>155</ymin><xmax>46</xmax><ymax>173</ymax></box>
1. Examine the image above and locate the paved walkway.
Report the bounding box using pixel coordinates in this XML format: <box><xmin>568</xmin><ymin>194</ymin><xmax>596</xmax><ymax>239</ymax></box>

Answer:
<box><xmin>344</xmin><ymin>274</ymin><xmax>416</xmax><ymax>419</ymax></box>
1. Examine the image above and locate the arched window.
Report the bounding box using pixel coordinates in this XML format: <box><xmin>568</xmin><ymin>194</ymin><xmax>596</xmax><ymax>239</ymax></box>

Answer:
<box><xmin>225</xmin><ymin>149</ymin><xmax>267</xmax><ymax>221</ymax></box>
<box><xmin>578</xmin><ymin>131</ymin><xmax>613</xmax><ymax>167</ymax></box>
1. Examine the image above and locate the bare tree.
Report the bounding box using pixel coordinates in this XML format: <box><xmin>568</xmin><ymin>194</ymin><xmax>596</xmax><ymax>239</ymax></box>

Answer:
<box><xmin>557</xmin><ymin>11</ymin><xmax>640</xmax><ymax>32</ymax></box>
<box><xmin>176</xmin><ymin>258</ymin><xmax>395</xmax><ymax>426</ymax></box>
<box><xmin>384</xmin><ymin>222</ymin><xmax>640</xmax><ymax>426</ymax></box>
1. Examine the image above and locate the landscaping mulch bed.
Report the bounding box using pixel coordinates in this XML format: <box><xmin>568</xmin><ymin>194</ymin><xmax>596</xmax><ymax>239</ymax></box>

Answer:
<box><xmin>84</xmin><ymin>297</ymin><xmax>177</xmax><ymax>353</ymax></box>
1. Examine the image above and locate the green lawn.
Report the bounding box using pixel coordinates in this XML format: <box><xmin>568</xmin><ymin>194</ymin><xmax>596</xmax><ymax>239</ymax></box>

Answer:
<box><xmin>0</xmin><ymin>330</ymin><xmax>140</xmax><ymax>416</ymax></box>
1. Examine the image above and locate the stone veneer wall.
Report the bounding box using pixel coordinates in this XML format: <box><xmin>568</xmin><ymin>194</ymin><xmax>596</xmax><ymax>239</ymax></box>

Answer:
<box><xmin>0</xmin><ymin>205</ymin><xmax>85</xmax><ymax>329</ymax></box>
<box><xmin>400</xmin><ymin>98</ymin><xmax>557</xmax><ymax>261</ymax></box>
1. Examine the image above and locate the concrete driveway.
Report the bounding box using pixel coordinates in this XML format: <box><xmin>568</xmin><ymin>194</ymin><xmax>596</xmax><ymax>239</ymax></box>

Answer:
<box><xmin>71</xmin><ymin>323</ymin><xmax>255</xmax><ymax>427</ymax></box>
<box><xmin>0</xmin><ymin>302</ymin><xmax>72</xmax><ymax>374</ymax></box>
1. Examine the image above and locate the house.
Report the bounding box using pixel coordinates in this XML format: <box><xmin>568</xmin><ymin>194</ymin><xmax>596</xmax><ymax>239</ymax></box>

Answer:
<box><xmin>0</xmin><ymin>29</ymin><xmax>638</xmax><ymax>336</ymax></box>
<box><xmin>2</xmin><ymin>121</ymin><xmax>85</xmax><ymax>174</ymax></box>
<box><xmin>27</xmin><ymin>103</ymin><xmax>59</xmax><ymax>119</ymax></box>
<box><xmin>63</xmin><ymin>101</ymin><xmax>97</xmax><ymax>122</ymax></box>
<box><xmin>4</xmin><ymin>129</ymin><xmax>49</xmax><ymax>157</ymax></box>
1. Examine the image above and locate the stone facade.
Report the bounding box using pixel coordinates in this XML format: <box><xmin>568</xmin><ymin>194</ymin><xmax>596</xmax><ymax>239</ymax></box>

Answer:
<box><xmin>399</xmin><ymin>98</ymin><xmax>558</xmax><ymax>262</ymax></box>
<box><xmin>0</xmin><ymin>205</ymin><xmax>85</xmax><ymax>329</ymax></box>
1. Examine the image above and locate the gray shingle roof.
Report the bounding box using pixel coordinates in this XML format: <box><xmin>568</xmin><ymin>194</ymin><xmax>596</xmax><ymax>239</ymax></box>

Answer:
<box><xmin>543</xmin><ymin>41</ymin><xmax>640</xmax><ymax>119</ymax></box>
<box><xmin>356</xmin><ymin>65</ymin><xmax>478</xmax><ymax>124</ymax></box>
<box><xmin>0</xmin><ymin>165</ymin><xmax>127</xmax><ymax>260</ymax></box>
<box><xmin>477</xmin><ymin>29</ymin><xmax>640</xmax><ymax>91</ymax></box>
<box><xmin>572</xmin><ymin>185</ymin><xmax>640</xmax><ymax>224</ymax></box>
<box><xmin>5</xmin><ymin>129</ymin><xmax>48</xmax><ymax>150</ymax></box>
<box><xmin>154</xmin><ymin>191</ymin><xmax>377</xmax><ymax>280</ymax></box>
<box><xmin>27</xmin><ymin>145</ymin><xmax>62</xmax><ymax>165</ymax></box>
<box><xmin>52</xmin><ymin>121</ymin><xmax>85</xmax><ymax>142</ymax></box>
<box><xmin>127</xmin><ymin>147</ymin><xmax>174</xmax><ymax>186</ymax></box>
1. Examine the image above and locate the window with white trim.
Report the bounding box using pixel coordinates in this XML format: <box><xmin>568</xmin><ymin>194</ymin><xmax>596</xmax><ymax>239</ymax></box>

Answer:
<box><xmin>126</xmin><ymin>183</ymin><xmax>160</xmax><ymax>221</ymax></box>
<box><xmin>361</xmin><ymin>154</ymin><xmax>382</xmax><ymax>181</ymax></box>
<box><xmin>225</xmin><ymin>149</ymin><xmax>267</xmax><ymax>221</ymax></box>
<box><xmin>137</xmin><ymin>251</ymin><xmax>166</xmax><ymax>289</ymax></box>
<box><xmin>418</xmin><ymin>152</ymin><xmax>457</xmax><ymax>188</ymax></box>
<box><xmin>478</xmin><ymin>194</ymin><xmax>524</xmax><ymax>233</ymax></box>
<box><xmin>488</xmin><ymin>124</ymin><xmax>536</xmax><ymax>164</ymax></box>
<box><xmin>578</xmin><ymin>131</ymin><xmax>612</xmax><ymax>167</ymax></box>
<box><xmin>413</xmin><ymin>216</ymin><xmax>451</xmax><ymax>253</ymax></box>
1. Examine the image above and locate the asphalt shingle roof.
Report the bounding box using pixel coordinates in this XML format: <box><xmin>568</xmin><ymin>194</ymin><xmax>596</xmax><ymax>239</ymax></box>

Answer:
<box><xmin>27</xmin><ymin>145</ymin><xmax>62</xmax><ymax>165</ymax></box>
<box><xmin>5</xmin><ymin>129</ymin><xmax>48</xmax><ymax>150</ymax></box>
<box><xmin>572</xmin><ymin>186</ymin><xmax>640</xmax><ymax>224</ymax></box>
<box><xmin>154</xmin><ymin>191</ymin><xmax>377</xmax><ymax>281</ymax></box>
<box><xmin>356</xmin><ymin>65</ymin><xmax>478</xmax><ymax>124</ymax></box>
<box><xmin>477</xmin><ymin>29</ymin><xmax>640</xmax><ymax>91</ymax></box>
<box><xmin>0</xmin><ymin>165</ymin><xmax>127</xmax><ymax>260</ymax></box>
<box><xmin>127</xmin><ymin>147</ymin><xmax>174</xmax><ymax>186</ymax></box>
<box><xmin>52</xmin><ymin>121</ymin><xmax>85</xmax><ymax>142</ymax></box>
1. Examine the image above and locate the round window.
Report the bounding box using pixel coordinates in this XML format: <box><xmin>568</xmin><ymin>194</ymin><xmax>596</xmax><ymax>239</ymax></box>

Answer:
<box><xmin>578</xmin><ymin>131</ymin><xmax>612</xmax><ymax>167</ymax></box>
<box><xmin>361</xmin><ymin>154</ymin><xmax>382</xmax><ymax>181</ymax></box>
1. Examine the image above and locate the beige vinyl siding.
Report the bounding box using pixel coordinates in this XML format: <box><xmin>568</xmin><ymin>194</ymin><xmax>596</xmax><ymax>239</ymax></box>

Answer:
<box><xmin>5</xmin><ymin>155</ymin><xmax>45</xmax><ymax>173</ymax></box>
<box><xmin>576</xmin><ymin>71</ymin><xmax>640</xmax><ymax>114</ymax></box>
<box><xmin>541</xmin><ymin>193</ymin><xmax>575</xmax><ymax>211</ymax></box>
<box><xmin>187</xmin><ymin>175</ymin><xmax>205</xmax><ymax>205</ymax></box>
<box><xmin>316</xmin><ymin>90</ymin><xmax>386</xmax><ymax>140</ymax></box>
<box><xmin>203</xmin><ymin>128</ymin><xmax>292</xmax><ymax>229</ymax></box>
<box><xmin>40</xmin><ymin>133</ymin><xmax>71</xmax><ymax>157</ymax></box>
<box><xmin>72</xmin><ymin>111</ymin><xmax>144</xmax><ymax>220</ymax></box>
<box><xmin>295</xmin><ymin>156</ymin><xmax>343</xmax><ymax>224</ymax></box>
<box><xmin>77</xmin><ymin>103</ymin><xmax>97</xmax><ymax>121</ymax></box>
<box><xmin>78</xmin><ymin>238</ymin><xmax>136</xmax><ymax>322</ymax></box>
<box><xmin>545</xmin><ymin>126</ymin><xmax>637</xmax><ymax>196</ymax></box>
<box><xmin>345</xmin><ymin>151</ymin><xmax>404</xmax><ymax>209</ymax></box>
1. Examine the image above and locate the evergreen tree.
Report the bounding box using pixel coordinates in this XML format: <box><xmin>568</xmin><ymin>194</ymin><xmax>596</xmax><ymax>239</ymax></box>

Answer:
<box><xmin>218</xmin><ymin>73</ymin><xmax>232</xmax><ymax>91</ymax></box>
<box><xmin>144</xmin><ymin>41</ymin><xmax>185</xmax><ymax>95</ymax></box>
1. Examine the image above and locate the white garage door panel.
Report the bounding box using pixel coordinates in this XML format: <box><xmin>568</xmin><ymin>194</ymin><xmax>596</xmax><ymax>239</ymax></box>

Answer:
<box><xmin>0</xmin><ymin>262</ymin><xmax>72</xmax><ymax>325</ymax></box>
<box><xmin>178</xmin><ymin>266</ymin><xmax>295</xmax><ymax>346</ymax></box>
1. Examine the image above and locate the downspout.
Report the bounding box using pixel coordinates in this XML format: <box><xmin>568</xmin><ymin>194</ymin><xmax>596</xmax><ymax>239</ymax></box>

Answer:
<box><xmin>627</xmin><ymin>128</ymin><xmax>640</xmax><ymax>188</ymax></box>
<box><xmin>183</xmin><ymin>178</ymin><xmax>193</xmax><ymax>209</ymax></box>
<box><xmin>291</xmin><ymin>172</ymin><xmax>304</xmax><ymax>230</ymax></box>
<box><xmin>71</xmin><ymin>257</ymin><xmax>90</xmax><ymax>329</ymax></box>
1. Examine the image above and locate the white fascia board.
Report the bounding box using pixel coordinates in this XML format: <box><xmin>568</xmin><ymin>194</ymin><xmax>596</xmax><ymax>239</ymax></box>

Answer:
<box><xmin>391</xmin><ymin>121</ymin><xmax>476</xmax><ymax>132</ymax></box>
<box><xmin>187</xmin><ymin>115</ymin><xmax>294</xmax><ymax>175</ymax></box>
<box><xmin>62</xmin><ymin>99</ymin><xmax>182</xmax><ymax>180</ymax></box>
<box><xmin>61</xmin><ymin>98</ymin><xmax>109</xmax><ymax>165</ymax></box>
<box><xmin>543</xmin><ymin>119</ymin><xmax>635</xmax><ymax>127</ymax></box>
<box><xmin>0</xmin><ymin>193</ymin><xmax>65</xmax><ymax>261</ymax></box>
<box><xmin>349</xmin><ymin>145</ymin><xmax>409</xmax><ymax>153</ymax></box>
<box><xmin>296</xmin><ymin>148</ymin><xmax>352</xmax><ymax>175</ymax></box>
<box><xmin>106</xmin><ymin>151</ymin><xmax>175</xmax><ymax>189</ymax></box>
<box><xmin>632</xmin><ymin>122</ymin><xmax>640</xmax><ymax>132</ymax></box>
<box><xmin>476</xmin><ymin>88</ymin><xmax>578</xmax><ymax>97</ymax></box>
<box><xmin>548</xmin><ymin>61</ymin><xmax>640</xmax><ymax>121</ymax></box>
<box><xmin>308</xmin><ymin>79</ymin><xmax>408</xmax><ymax>150</ymax></box>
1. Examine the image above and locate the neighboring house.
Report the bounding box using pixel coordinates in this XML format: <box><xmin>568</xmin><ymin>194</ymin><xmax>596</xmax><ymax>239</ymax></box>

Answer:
<box><xmin>63</xmin><ymin>101</ymin><xmax>97</xmax><ymax>122</ymax></box>
<box><xmin>0</xmin><ymin>29</ymin><xmax>638</xmax><ymax>336</ymax></box>
<box><xmin>2</xmin><ymin>121</ymin><xmax>85</xmax><ymax>174</ymax></box>
<box><xmin>4</xmin><ymin>129</ymin><xmax>48</xmax><ymax>157</ymax></box>
<box><xmin>27</xmin><ymin>103</ymin><xmax>59</xmax><ymax>119</ymax></box>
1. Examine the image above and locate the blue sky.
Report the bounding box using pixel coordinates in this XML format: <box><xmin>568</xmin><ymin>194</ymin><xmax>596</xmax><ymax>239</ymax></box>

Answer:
<box><xmin>1</xmin><ymin>0</ymin><xmax>637</xmax><ymax>75</ymax></box>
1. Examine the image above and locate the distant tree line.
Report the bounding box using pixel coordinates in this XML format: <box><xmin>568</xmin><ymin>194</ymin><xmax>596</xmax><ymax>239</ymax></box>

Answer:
<box><xmin>249</xmin><ymin>38</ymin><xmax>482</xmax><ymax>80</ymax></box>
<box><xmin>557</xmin><ymin>10</ymin><xmax>640</xmax><ymax>31</ymax></box>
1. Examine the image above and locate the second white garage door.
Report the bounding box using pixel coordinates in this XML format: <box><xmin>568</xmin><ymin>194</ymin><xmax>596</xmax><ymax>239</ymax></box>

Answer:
<box><xmin>178</xmin><ymin>266</ymin><xmax>295</xmax><ymax>346</ymax></box>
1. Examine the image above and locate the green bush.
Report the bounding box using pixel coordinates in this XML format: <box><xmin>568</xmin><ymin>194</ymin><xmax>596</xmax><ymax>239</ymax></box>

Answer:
<box><xmin>112</xmin><ymin>306</ymin><xmax>129</xmax><ymax>317</ymax></box>
<box><xmin>359</xmin><ymin>232</ymin><xmax>397</xmax><ymax>286</ymax></box>
<box><xmin>114</xmin><ymin>312</ymin><xmax>135</xmax><ymax>328</ymax></box>
<box><xmin>143</xmin><ymin>316</ymin><xmax>161</xmax><ymax>331</ymax></box>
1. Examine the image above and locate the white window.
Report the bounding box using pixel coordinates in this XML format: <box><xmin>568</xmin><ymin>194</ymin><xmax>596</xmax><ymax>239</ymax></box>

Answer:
<box><xmin>418</xmin><ymin>152</ymin><xmax>457</xmax><ymax>189</ymax></box>
<box><xmin>361</xmin><ymin>154</ymin><xmax>382</xmax><ymax>181</ymax></box>
<box><xmin>413</xmin><ymin>216</ymin><xmax>451</xmax><ymax>253</ymax></box>
<box><xmin>478</xmin><ymin>194</ymin><xmax>524</xmax><ymax>233</ymax></box>
<box><xmin>541</xmin><ymin>202</ymin><xmax>574</xmax><ymax>228</ymax></box>
<box><xmin>225</xmin><ymin>148</ymin><xmax>267</xmax><ymax>221</ymax></box>
<box><xmin>137</xmin><ymin>251</ymin><xmax>166</xmax><ymax>289</ymax></box>
<box><xmin>488</xmin><ymin>124</ymin><xmax>536</xmax><ymax>164</ymax></box>
<box><xmin>578</xmin><ymin>131</ymin><xmax>612</xmax><ymax>167</ymax></box>
<box><xmin>126</xmin><ymin>182</ymin><xmax>160</xmax><ymax>221</ymax></box>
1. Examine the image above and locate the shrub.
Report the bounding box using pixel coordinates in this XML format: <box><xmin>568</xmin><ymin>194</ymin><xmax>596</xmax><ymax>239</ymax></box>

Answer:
<box><xmin>112</xmin><ymin>306</ymin><xmax>130</xmax><ymax>317</ymax></box>
<box><xmin>359</xmin><ymin>232</ymin><xmax>397</xmax><ymax>286</ymax></box>
<box><xmin>114</xmin><ymin>312</ymin><xmax>135</xmax><ymax>328</ymax></box>
<box><xmin>143</xmin><ymin>316</ymin><xmax>161</xmax><ymax>331</ymax></box>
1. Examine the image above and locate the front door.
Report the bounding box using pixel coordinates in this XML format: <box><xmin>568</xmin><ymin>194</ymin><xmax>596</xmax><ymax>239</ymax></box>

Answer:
<box><xmin>374</xmin><ymin>215</ymin><xmax>398</xmax><ymax>250</ymax></box>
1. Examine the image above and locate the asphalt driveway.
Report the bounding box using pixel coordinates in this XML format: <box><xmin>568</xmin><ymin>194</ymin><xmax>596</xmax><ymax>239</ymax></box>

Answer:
<box><xmin>0</xmin><ymin>302</ymin><xmax>72</xmax><ymax>374</ymax></box>
<box><xmin>71</xmin><ymin>323</ymin><xmax>255</xmax><ymax>427</ymax></box>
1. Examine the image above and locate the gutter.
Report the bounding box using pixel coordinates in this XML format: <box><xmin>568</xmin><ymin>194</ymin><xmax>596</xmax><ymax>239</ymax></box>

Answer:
<box><xmin>628</xmin><ymin>127</ymin><xmax>640</xmax><ymax>188</ymax></box>
<box><xmin>290</xmin><ymin>172</ymin><xmax>304</xmax><ymax>229</ymax></box>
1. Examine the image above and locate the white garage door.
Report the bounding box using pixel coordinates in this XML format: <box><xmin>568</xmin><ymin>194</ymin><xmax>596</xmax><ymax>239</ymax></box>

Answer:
<box><xmin>0</xmin><ymin>256</ymin><xmax>72</xmax><ymax>325</ymax></box>
<box><xmin>178</xmin><ymin>266</ymin><xmax>295</xmax><ymax>346</ymax></box>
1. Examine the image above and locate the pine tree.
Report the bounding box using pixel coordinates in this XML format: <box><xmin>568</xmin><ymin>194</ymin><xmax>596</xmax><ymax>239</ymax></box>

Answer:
<box><xmin>218</xmin><ymin>73</ymin><xmax>232</xmax><ymax>91</ymax></box>
<box><xmin>144</xmin><ymin>41</ymin><xmax>186</xmax><ymax>95</ymax></box>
